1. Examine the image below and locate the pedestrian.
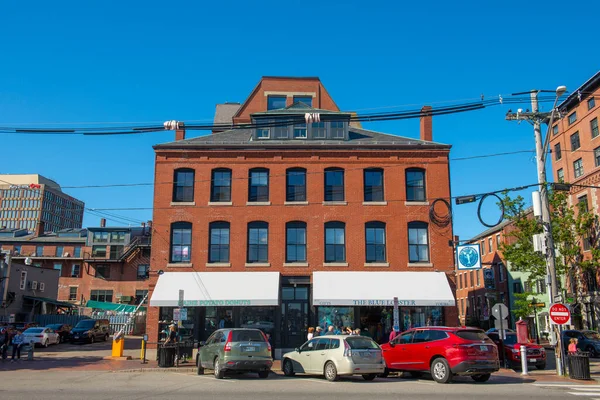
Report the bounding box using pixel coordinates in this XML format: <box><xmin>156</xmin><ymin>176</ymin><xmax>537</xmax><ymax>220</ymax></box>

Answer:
<box><xmin>11</xmin><ymin>330</ymin><xmax>24</xmax><ymax>362</ymax></box>
<box><xmin>0</xmin><ymin>327</ymin><xmax>9</xmax><ymax>360</ymax></box>
<box><xmin>315</xmin><ymin>326</ymin><xmax>323</xmax><ymax>336</ymax></box>
<box><xmin>307</xmin><ymin>327</ymin><xmax>315</xmax><ymax>341</ymax></box>
<box><xmin>164</xmin><ymin>324</ymin><xmax>178</xmax><ymax>344</ymax></box>
<box><xmin>324</xmin><ymin>326</ymin><xmax>335</xmax><ymax>336</ymax></box>
<box><xmin>389</xmin><ymin>328</ymin><xmax>399</xmax><ymax>343</ymax></box>
<box><xmin>568</xmin><ymin>338</ymin><xmax>578</xmax><ymax>353</ymax></box>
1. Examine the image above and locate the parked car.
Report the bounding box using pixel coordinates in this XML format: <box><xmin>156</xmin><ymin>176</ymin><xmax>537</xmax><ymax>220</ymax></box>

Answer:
<box><xmin>196</xmin><ymin>328</ymin><xmax>273</xmax><ymax>379</ymax></box>
<box><xmin>22</xmin><ymin>327</ymin><xmax>60</xmax><ymax>347</ymax></box>
<box><xmin>15</xmin><ymin>322</ymin><xmax>39</xmax><ymax>331</ymax></box>
<box><xmin>45</xmin><ymin>324</ymin><xmax>72</xmax><ymax>343</ymax></box>
<box><xmin>487</xmin><ymin>331</ymin><xmax>546</xmax><ymax>370</ymax></box>
<box><xmin>562</xmin><ymin>330</ymin><xmax>600</xmax><ymax>357</ymax></box>
<box><xmin>282</xmin><ymin>335</ymin><xmax>385</xmax><ymax>382</ymax></box>
<box><xmin>380</xmin><ymin>327</ymin><xmax>499</xmax><ymax>384</ymax></box>
<box><xmin>70</xmin><ymin>319</ymin><xmax>110</xmax><ymax>343</ymax></box>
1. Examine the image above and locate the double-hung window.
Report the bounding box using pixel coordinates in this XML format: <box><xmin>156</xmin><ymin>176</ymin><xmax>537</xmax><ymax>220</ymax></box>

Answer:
<box><xmin>248</xmin><ymin>168</ymin><xmax>269</xmax><ymax>202</ymax></box>
<box><xmin>247</xmin><ymin>222</ymin><xmax>268</xmax><ymax>263</ymax></box>
<box><xmin>170</xmin><ymin>222</ymin><xmax>192</xmax><ymax>263</ymax></box>
<box><xmin>173</xmin><ymin>169</ymin><xmax>195</xmax><ymax>202</ymax></box>
<box><xmin>286</xmin><ymin>221</ymin><xmax>307</xmax><ymax>263</ymax></box>
<box><xmin>286</xmin><ymin>168</ymin><xmax>306</xmax><ymax>202</ymax></box>
<box><xmin>209</xmin><ymin>222</ymin><xmax>230</xmax><ymax>263</ymax></box>
<box><xmin>325</xmin><ymin>222</ymin><xmax>345</xmax><ymax>262</ymax></box>
<box><xmin>324</xmin><ymin>168</ymin><xmax>344</xmax><ymax>201</ymax></box>
<box><xmin>364</xmin><ymin>168</ymin><xmax>384</xmax><ymax>202</ymax></box>
<box><xmin>365</xmin><ymin>222</ymin><xmax>386</xmax><ymax>263</ymax></box>
<box><xmin>211</xmin><ymin>169</ymin><xmax>232</xmax><ymax>202</ymax></box>
<box><xmin>408</xmin><ymin>222</ymin><xmax>429</xmax><ymax>263</ymax></box>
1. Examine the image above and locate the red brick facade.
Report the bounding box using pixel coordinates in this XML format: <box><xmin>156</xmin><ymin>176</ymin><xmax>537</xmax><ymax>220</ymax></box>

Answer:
<box><xmin>147</xmin><ymin>77</ymin><xmax>458</xmax><ymax>347</ymax></box>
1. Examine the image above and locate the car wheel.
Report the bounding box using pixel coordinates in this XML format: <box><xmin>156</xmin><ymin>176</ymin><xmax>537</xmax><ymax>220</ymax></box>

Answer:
<box><xmin>378</xmin><ymin>368</ymin><xmax>390</xmax><ymax>378</ymax></box>
<box><xmin>587</xmin><ymin>346</ymin><xmax>598</xmax><ymax>358</ymax></box>
<box><xmin>471</xmin><ymin>374</ymin><xmax>491</xmax><ymax>383</ymax></box>
<box><xmin>196</xmin><ymin>358</ymin><xmax>205</xmax><ymax>375</ymax></box>
<box><xmin>258</xmin><ymin>370</ymin><xmax>269</xmax><ymax>379</ymax></box>
<box><xmin>214</xmin><ymin>357</ymin><xmax>224</xmax><ymax>379</ymax></box>
<box><xmin>536</xmin><ymin>363</ymin><xmax>546</xmax><ymax>370</ymax></box>
<box><xmin>362</xmin><ymin>374</ymin><xmax>377</xmax><ymax>381</ymax></box>
<box><xmin>283</xmin><ymin>359</ymin><xmax>295</xmax><ymax>377</ymax></box>
<box><xmin>430</xmin><ymin>358</ymin><xmax>453</xmax><ymax>384</ymax></box>
<box><xmin>324</xmin><ymin>361</ymin><xmax>339</xmax><ymax>382</ymax></box>
<box><xmin>409</xmin><ymin>371</ymin><xmax>424</xmax><ymax>379</ymax></box>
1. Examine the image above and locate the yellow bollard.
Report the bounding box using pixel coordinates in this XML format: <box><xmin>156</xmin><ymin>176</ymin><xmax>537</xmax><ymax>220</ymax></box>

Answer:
<box><xmin>140</xmin><ymin>339</ymin><xmax>146</xmax><ymax>363</ymax></box>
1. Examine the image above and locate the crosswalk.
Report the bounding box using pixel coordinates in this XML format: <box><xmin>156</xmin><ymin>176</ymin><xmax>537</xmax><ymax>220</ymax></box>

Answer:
<box><xmin>535</xmin><ymin>383</ymin><xmax>600</xmax><ymax>399</ymax></box>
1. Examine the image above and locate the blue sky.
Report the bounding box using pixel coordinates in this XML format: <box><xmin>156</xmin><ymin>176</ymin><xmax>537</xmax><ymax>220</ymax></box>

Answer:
<box><xmin>1</xmin><ymin>1</ymin><xmax>598</xmax><ymax>240</ymax></box>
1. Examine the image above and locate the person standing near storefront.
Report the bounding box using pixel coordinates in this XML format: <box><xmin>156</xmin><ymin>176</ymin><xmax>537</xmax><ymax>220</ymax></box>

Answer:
<box><xmin>324</xmin><ymin>326</ymin><xmax>335</xmax><ymax>335</ymax></box>
<box><xmin>11</xmin><ymin>330</ymin><xmax>24</xmax><ymax>362</ymax></box>
<box><xmin>307</xmin><ymin>327</ymin><xmax>315</xmax><ymax>341</ymax></box>
<box><xmin>315</xmin><ymin>327</ymin><xmax>323</xmax><ymax>336</ymax></box>
<box><xmin>389</xmin><ymin>328</ymin><xmax>399</xmax><ymax>343</ymax></box>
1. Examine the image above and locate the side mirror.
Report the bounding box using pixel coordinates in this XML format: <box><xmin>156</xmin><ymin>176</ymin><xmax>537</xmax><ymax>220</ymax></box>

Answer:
<box><xmin>295</xmin><ymin>347</ymin><xmax>301</xmax><ymax>353</ymax></box>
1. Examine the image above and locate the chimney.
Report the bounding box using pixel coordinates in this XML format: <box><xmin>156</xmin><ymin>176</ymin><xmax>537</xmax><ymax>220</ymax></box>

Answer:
<box><xmin>35</xmin><ymin>221</ymin><xmax>45</xmax><ymax>237</ymax></box>
<box><xmin>420</xmin><ymin>105</ymin><xmax>433</xmax><ymax>142</ymax></box>
<box><xmin>100</xmin><ymin>218</ymin><xmax>106</xmax><ymax>228</ymax></box>
<box><xmin>175</xmin><ymin>122</ymin><xmax>185</xmax><ymax>141</ymax></box>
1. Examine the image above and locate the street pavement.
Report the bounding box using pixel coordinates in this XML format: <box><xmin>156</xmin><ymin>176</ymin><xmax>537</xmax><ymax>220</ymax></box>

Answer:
<box><xmin>0</xmin><ymin>369</ymin><xmax>595</xmax><ymax>400</ymax></box>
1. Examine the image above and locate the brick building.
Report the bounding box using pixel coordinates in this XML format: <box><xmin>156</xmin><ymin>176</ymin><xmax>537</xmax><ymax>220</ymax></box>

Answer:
<box><xmin>549</xmin><ymin>70</ymin><xmax>600</xmax><ymax>330</ymax></box>
<box><xmin>0</xmin><ymin>221</ymin><xmax>151</xmax><ymax>314</ymax></box>
<box><xmin>455</xmin><ymin>222</ymin><xmax>511</xmax><ymax>330</ymax></box>
<box><xmin>148</xmin><ymin>77</ymin><xmax>457</xmax><ymax>356</ymax></box>
<box><xmin>0</xmin><ymin>174</ymin><xmax>84</xmax><ymax>232</ymax></box>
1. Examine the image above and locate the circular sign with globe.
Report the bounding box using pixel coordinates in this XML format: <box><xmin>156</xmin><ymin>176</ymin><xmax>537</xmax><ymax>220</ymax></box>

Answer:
<box><xmin>458</xmin><ymin>246</ymin><xmax>479</xmax><ymax>269</ymax></box>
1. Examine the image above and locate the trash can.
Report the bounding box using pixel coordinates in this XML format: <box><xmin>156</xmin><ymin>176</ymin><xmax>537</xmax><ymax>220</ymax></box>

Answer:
<box><xmin>178</xmin><ymin>340</ymin><xmax>194</xmax><ymax>362</ymax></box>
<box><xmin>158</xmin><ymin>344</ymin><xmax>176</xmax><ymax>368</ymax></box>
<box><xmin>569</xmin><ymin>352</ymin><xmax>591</xmax><ymax>380</ymax></box>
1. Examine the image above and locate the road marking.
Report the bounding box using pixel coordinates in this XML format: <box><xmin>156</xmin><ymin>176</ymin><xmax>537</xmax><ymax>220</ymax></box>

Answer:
<box><xmin>299</xmin><ymin>378</ymin><xmax>334</xmax><ymax>384</ymax></box>
<box><xmin>567</xmin><ymin>393</ymin><xmax>600</xmax><ymax>397</ymax></box>
<box><xmin>534</xmin><ymin>384</ymin><xmax>600</xmax><ymax>388</ymax></box>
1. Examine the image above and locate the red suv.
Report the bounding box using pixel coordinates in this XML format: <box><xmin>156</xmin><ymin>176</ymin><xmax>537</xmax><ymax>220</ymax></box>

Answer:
<box><xmin>380</xmin><ymin>327</ymin><xmax>499</xmax><ymax>383</ymax></box>
<box><xmin>486</xmin><ymin>332</ymin><xmax>546</xmax><ymax>370</ymax></box>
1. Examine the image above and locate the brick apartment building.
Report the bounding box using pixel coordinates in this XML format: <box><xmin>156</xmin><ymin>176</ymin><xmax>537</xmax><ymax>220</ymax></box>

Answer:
<box><xmin>0</xmin><ymin>174</ymin><xmax>84</xmax><ymax>232</ymax></box>
<box><xmin>455</xmin><ymin>222</ymin><xmax>512</xmax><ymax>330</ymax></box>
<box><xmin>0</xmin><ymin>220</ymin><xmax>151</xmax><ymax>317</ymax></box>
<box><xmin>148</xmin><ymin>77</ymin><xmax>457</xmax><ymax>356</ymax></box>
<box><xmin>549</xmin><ymin>70</ymin><xmax>600</xmax><ymax>330</ymax></box>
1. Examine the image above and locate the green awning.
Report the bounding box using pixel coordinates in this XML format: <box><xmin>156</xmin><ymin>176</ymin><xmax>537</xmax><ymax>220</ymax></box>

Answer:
<box><xmin>23</xmin><ymin>296</ymin><xmax>74</xmax><ymax>308</ymax></box>
<box><xmin>85</xmin><ymin>300</ymin><xmax>146</xmax><ymax>313</ymax></box>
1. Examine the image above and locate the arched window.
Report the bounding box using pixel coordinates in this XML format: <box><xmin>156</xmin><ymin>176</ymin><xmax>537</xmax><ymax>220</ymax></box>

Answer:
<box><xmin>247</xmin><ymin>221</ymin><xmax>268</xmax><ymax>263</ymax></box>
<box><xmin>286</xmin><ymin>168</ymin><xmax>307</xmax><ymax>202</ymax></box>
<box><xmin>324</xmin><ymin>168</ymin><xmax>344</xmax><ymax>202</ymax></box>
<box><xmin>248</xmin><ymin>168</ymin><xmax>269</xmax><ymax>202</ymax></box>
<box><xmin>325</xmin><ymin>221</ymin><xmax>345</xmax><ymax>262</ymax></box>
<box><xmin>365</xmin><ymin>221</ymin><xmax>386</xmax><ymax>262</ymax></box>
<box><xmin>170</xmin><ymin>222</ymin><xmax>192</xmax><ymax>263</ymax></box>
<box><xmin>211</xmin><ymin>168</ymin><xmax>232</xmax><ymax>202</ymax></box>
<box><xmin>406</xmin><ymin>168</ymin><xmax>426</xmax><ymax>202</ymax></box>
<box><xmin>172</xmin><ymin>168</ymin><xmax>195</xmax><ymax>202</ymax></box>
<box><xmin>408</xmin><ymin>221</ymin><xmax>429</xmax><ymax>263</ymax></box>
<box><xmin>209</xmin><ymin>222</ymin><xmax>230</xmax><ymax>263</ymax></box>
<box><xmin>286</xmin><ymin>221</ymin><xmax>307</xmax><ymax>263</ymax></box>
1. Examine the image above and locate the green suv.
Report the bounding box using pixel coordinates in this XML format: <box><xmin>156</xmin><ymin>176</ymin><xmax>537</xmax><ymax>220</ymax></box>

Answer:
<box><xmin>196</xmin><ymin>328</ymin><xmax>273</xmax><ymax>379</ymax></box>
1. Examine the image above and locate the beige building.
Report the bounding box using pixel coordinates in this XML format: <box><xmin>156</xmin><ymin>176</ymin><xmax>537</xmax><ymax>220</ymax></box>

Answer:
<box><xmin>0</xmin><ymin>174</ymin><xmax>84</xmax><ymax>233</ymax></box>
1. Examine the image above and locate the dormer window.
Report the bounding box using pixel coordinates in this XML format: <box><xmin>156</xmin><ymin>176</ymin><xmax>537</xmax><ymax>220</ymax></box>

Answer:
<box><xmin>293</xmin><ymin>123</ymin><xmax>307</xmax><ymax>139</ymax></box>
<box><xmin>312</xmin><ymin>122</ymin><xmax>326</xmax><ymax>139</ymax></box>
<box><xmin>293</xmin><ymin>96</ymin><xmax>312</xmax><ymax>107</ymax></box>
<box><xmin>267</xmin><ymin>96</ymin><xmax>286</xmax><ymax>110</ymax></box>
<box><xmin>257</xmin><ymin>127</ymin><xmax>270</xmax><ymax>139</ymax></box>
<box><xmin>331</xmin><ymin>121</ymin><xmax>345</xmax><ymax>139</ymax></box>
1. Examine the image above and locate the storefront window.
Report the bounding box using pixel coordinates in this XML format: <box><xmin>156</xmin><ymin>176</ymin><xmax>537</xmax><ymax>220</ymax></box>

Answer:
<box><xmin>317</xmin><ymin>307</ymin><xmax>354</xmax><ymax>333</ymax></box>
<box><xmin>240</xmin><ymin>307</ymin><xmax>275</xmax><ymax>335</ymax></box>
<box><xmin>359</xmin><ymin>306</ymin><xmax>444</xmax><ymax>344</ymax></box>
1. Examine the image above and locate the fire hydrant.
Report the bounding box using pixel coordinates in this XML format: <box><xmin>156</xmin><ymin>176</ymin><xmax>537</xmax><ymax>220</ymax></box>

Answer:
<box><xmin>27</xmin><ymin>340</ymin><xmax>34</xmax><ymax>361</ymax></box>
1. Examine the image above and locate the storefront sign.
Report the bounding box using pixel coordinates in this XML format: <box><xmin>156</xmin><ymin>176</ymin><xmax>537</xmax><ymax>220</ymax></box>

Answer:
<box><xmin>182</xmin><ymin>299</ymin><xmax>252</xmax><ymax>306</ymax></box>
<box><xmin>314</xmin><ymin>299</ymin><xmax>454</xmax><ymax>307</ymax></box>
<box><xmin>456</xmin><ymin>244</ymin><xmax>482</xmax><ymax>270</ymax></box>
<box><xmin>8</xmin><ymin>184</ymin><xmax>41</xmax><ymax>189</ymax></box>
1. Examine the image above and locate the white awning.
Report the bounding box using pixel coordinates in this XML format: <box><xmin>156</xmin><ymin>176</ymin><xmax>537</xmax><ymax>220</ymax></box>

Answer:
<box><xmin>313</xmin><ymin>271</ymin><xmax>455</xmax><ymax>307</ymax></box>
<box><xmin>150</xmin><ymin>272</ymin><xmax>280</xmax><ymax>307</ymax></box>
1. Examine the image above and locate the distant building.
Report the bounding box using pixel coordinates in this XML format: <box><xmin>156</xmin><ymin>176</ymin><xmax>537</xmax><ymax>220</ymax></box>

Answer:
<box><xmin>549</xmin><ymin>70</ymin><xmax>600</xmax><ymax>330</ymax></box>
<box><xmin>0</xmin><ymin>174</ymin><xmax>84</xmax><ymax>233</ymax></box>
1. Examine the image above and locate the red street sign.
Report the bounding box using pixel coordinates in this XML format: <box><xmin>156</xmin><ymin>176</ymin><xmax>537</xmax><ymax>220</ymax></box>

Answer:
<box><xmin>549</xmin><ymin>303</ymin><xmax>571</xmax><ymax>325</ymax></box>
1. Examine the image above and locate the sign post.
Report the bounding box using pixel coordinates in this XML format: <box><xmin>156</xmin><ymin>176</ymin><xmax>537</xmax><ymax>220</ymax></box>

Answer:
<box><xmin>393</xmin><ymin>297</ymin><xmax>399</xmax><ymax>332</ymax></box>
<box><xmin>550</xmin><ymin>303</ymin><xmax>571</xmax><ymax>377</ymax></box>
<box><xmin>492</xmin><ymin>303</ymin><xmax>509</xmax><ymax>368</ymax></box>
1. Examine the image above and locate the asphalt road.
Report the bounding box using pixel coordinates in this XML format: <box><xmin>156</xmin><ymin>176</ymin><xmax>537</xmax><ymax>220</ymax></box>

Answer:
<box><xmin>0</xmin><ymin>370</ymin><xmax>593</xmax><ymax>400</ymax></box>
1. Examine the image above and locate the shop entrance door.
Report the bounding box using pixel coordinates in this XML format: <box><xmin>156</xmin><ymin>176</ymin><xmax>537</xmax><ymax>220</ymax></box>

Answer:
<box><xmin>281</xmin><ymin>285</ymin><xmax>309</xmax><ymax>349</ymax></box>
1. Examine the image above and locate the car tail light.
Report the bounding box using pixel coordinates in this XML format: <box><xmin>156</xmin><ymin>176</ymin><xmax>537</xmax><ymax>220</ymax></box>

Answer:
<box><xmin>260</xmin><ymin>332</ymin><xmax>272</xmax><ymax>353</ymax></box>
<box><xmin>343</xmin><ymin>340</ymin><xmax>352</xmax><ymax>357</ymax></box>
<box><xmin>224</xmin><ymin>331</ymin><xmax>233</xmax><ymax>352</ymax></box>
<box><xmin>453</xmin><ymin>343</ymin><xmax>477</xmax><ymax>355</ymax></box>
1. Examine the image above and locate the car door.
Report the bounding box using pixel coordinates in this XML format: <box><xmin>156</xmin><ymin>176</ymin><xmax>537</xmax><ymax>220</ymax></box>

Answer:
<box><xmin>311</xmin><ymin>338</ymin><xmax>331</xmax><ymax>373</ymax></box>
<box><xmin>201</xmin><ymin>332</ymin><xmax>218</xmax><ymax>368</ymax></box>
<box><xmin>410</xmin><ymin>330</ymin><xmax>431</xmax><ymax>371</ymax></box>
<box><xmin>296</xmin><ymin>338</ymin><xmax>317</xmax><ymax>373</ymax></box>
<box><xmin>46</xmin><ymin>328</ymin><xmax>57</xmax><ymax>344</ymax></box>
<box><xmin>385</xmin><ymin>331</ymin><xmax>415</xmax><ymax>370</ymax></box>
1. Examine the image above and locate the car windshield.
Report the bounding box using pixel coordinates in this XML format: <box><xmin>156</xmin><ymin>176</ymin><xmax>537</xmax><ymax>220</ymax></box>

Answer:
<box><xmin>75</xmin><ymin>320</ymin><xmax>96</xmax><ymax>329</ymax></box>
<box><xmin>455</xmin><ymin>330</ymin><xmax>488</xmax><ymax>341</ymax></box>
<box><xmin>583</xmin><ymin>331</ymin><xmax>600</xmax><ymax>340</ymax></box>
<box><xmin>503</xmin><ymin>334</ymin><xmax>517</xmax><ymax>345</ymax></box>
<box><xmin>345</xmin><ymin>337</ymin><xmax>380</xmax><ymax>349</ymax></box>
<box><xmin>231</xmin><ymin>330</ymin><xmax>265</xmax><ymax>342</ymax></box>
<box><xmin>24</xmin><ymin>328</ymin><xmax>43</xmax><ymax>334</ymax></box>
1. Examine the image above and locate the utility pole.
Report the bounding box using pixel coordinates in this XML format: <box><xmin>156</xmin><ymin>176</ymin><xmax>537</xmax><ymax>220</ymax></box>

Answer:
<box><xmin>506</xmin><ymin>86</ymin><xmax>567</xmax><ymax>375</ymax></box>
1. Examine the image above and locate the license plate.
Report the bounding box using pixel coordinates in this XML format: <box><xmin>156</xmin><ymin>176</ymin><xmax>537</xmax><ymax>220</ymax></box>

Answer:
<box><xmin>528</xmin><ymin>359</ymin><xmax>536</xmax><ymax>363</ymax></box>
<box><xmin>480</xmin><ymin>345</ymin><xmax>488</xmax><ymax>351</ymax></box>
<box><xmin>74</xmin><ymin>335</ymin><xmax>79</xmax><ymax>339</ymax></box>
<box><xmin>244</xmin><ymin>346</ymin><xmax>256</xmax><ymax>352</ymax></box>
<box><xmin>362</xmin><ymin>352</ymin><xmax>371</xmax><ymax>358</ymax></box>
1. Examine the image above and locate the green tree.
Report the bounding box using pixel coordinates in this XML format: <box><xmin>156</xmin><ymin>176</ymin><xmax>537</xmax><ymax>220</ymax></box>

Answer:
<box><xmin>500</xmin><ymin>189</ymin><xmax>600</xmax><ymax>300</ymax></box>
<box><xmin>511</xmin><ymin>292</ymin><xmax>535</xmax><ymax>319</ymax></box>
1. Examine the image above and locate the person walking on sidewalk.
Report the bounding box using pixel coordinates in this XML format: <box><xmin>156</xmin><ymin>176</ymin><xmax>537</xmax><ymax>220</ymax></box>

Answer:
<box><xmin>11</xmin><ymin>330</ymin><xmax>24</xmax><ymax>362</ymax></box>
<box><xmin>568</xmin><ymin>338</ymin><xmax>579</xmax><ymax>353</ymax></box>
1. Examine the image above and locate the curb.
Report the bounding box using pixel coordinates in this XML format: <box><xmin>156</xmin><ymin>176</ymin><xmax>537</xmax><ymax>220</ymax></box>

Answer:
<box><xmin>114</xmin><ymin>367</ymin><xmax>197</xmax><ymax>373</ymax></box>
